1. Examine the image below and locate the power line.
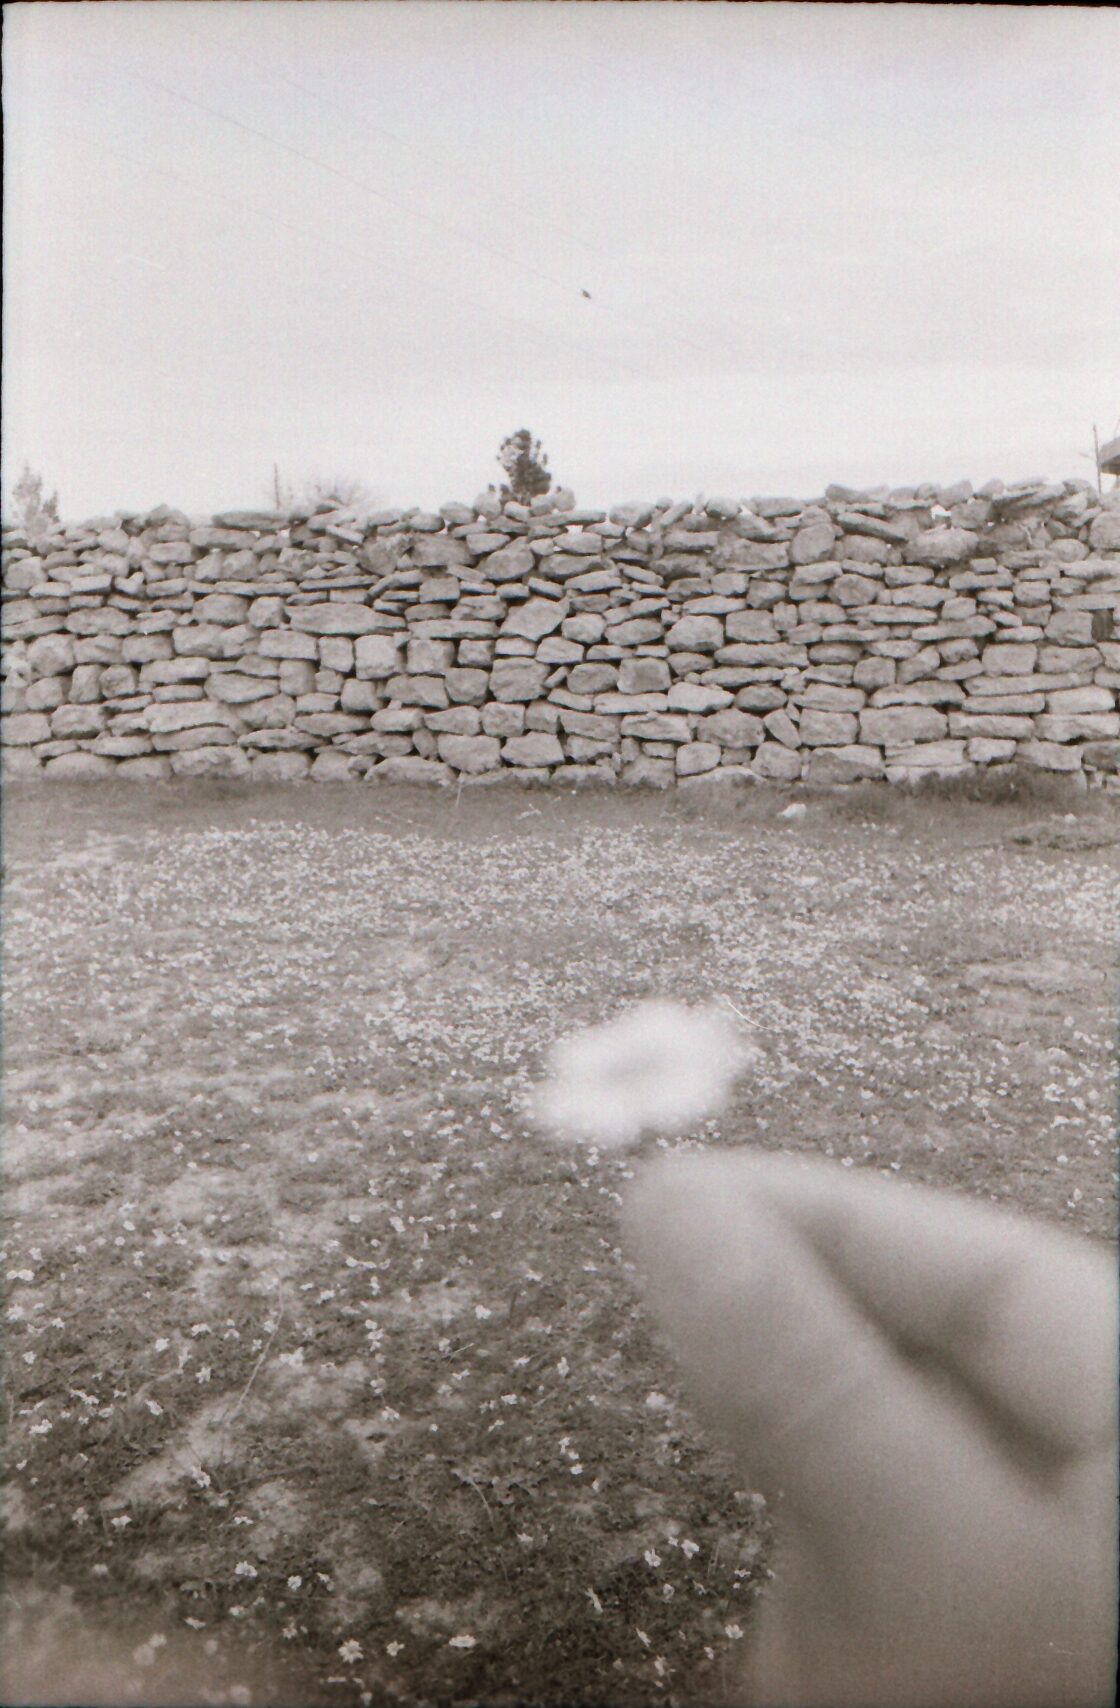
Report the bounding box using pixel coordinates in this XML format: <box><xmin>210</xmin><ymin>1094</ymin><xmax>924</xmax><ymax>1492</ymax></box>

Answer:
<box><xmin>173</xmin><ymin>12</ymin><xmax>725</xmax><ymax>337</ymax></box>
<box><xmin>117</xmin><ymin>52</ymin><xmax>731</xmax><ymax>370</ymax></box>
<box><xmin>55</xmin><ymin>126</ymin><xmax>658</xmax><ymax>385</ymax></box>
<box><xmin>129</xmin><ymin>68</ymin><xmax>597</xmax><ymax>305</ymax></box>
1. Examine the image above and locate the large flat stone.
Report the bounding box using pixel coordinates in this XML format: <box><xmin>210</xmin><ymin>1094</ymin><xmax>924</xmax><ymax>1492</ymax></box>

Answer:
<box><xmin>2</xmin><ymin>712</ymin><xmax>52</xmax><ymax>746</ymax></box>
<box><xmin>981</xmin><ymin>643</ymin><xmax>1038</xmax><ymax>675</ymax></box>
<box><xmin>490</xmin><ymin>660</ymin><xmax>549</xmax><ymax>702</ymax></box>
<box><xmin>500</xmin><ymin>597</ymin><xmax>567</xmax><ymax>642</ymax></box>
<box><xmin>906</xmin><ymin>527</ymin><xmax>978</xmax><ymax>567</ymax></box>
<box><xmin>859</xmin><ymin>706</ymin><xmax>949</xmax><ymax>745</ymax></box>
<box><xmin>169</xmin><ymin>745</ymin><xmax>251</xmax><ymax>779</ymax></box>
<box><xmin>146</xmin><ymin>699</ymin><xmax>238</xmax><ymax>734</ymax></box>
<box><xmin>208</xmin><ymin>672</ymin><xmax>279</xmax><ymax>704</ymax></box>
<box><xmin>49</xmin><ymin>705</ymin><xmax>107</xmax><ymax>739</ymax></box>
<box><xmin>805</xmin><ymin>745</ymin><xmax>885</xmax><ymax>783</ymax></box>
<box><xmin>501</xmin><ymin>732</ymin><xmax>564</xmax><ymax>767</ymax></box>
<box><xmin>288</xmin><ymin>603</ymin><xmax>380</xmax><ymax>636</ymax></box>
<box><xmin>798</xmin><ymin>708</ymin><xmax>859</xmax><ymax>746</ymax></box>
<box><xmin>354</xmin><ymin>633</ymin><xmax>404</xmax><ymax>677</ymax></box>
<box><xmin>368</xmin><ymin>756</ymin><xmax>451</xmax><ymax>785</ymax></box>
<box><xmin>752</xmin><ymin>742</ymin><xmax>803</xmax><ymax>781</ymax></box>
<box><xmin>43</xmin><ymin>752</ymin><xmax>118</xmax><ymax>779</ymax></box>
<box><xmin>666</xmin><ymin>615</ymin><xmax>724</xmax><ymax>652</ymax></box>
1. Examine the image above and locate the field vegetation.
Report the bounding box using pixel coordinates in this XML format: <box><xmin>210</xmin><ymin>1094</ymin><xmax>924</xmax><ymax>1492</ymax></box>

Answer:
<box><xmin>3</xmin><ymin>778</ymin><xmax>1117</xmax><ymax>1707</ymax></box>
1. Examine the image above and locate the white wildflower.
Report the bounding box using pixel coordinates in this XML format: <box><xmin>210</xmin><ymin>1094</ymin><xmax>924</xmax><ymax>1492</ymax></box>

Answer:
<box><xmin>448</xmin><ymin>1634</ymin><xmax>476</xmax><ymax>1650</ymax></box>
<box><xmin>386</xmin><ymin>1641</ymin><xmax>404</xmax><ymax>1657</ymax></box>
<box><xmin>338</xmin><ymin>1640</ymin><xmax>363</xmax><ymax>1664</ymax></box>
<box><xmin>529</xmin><ymin>1000</ymin><xmax>757</xmax><ymax>1149</ymax></box>
<box><xmin>233</xmin><ymin>1561</ymin><xmax>258</xmax><ymax>1579</ymax></box>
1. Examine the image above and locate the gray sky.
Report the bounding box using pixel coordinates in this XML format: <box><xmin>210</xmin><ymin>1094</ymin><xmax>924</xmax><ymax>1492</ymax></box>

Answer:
<box><xmin>4</xmin><ymin>2</ymin><xmax>1118</xmax><ymax>518</ymax></box>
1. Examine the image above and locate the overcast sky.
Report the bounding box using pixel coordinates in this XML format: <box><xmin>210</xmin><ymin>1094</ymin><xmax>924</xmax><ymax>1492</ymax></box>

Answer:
<box><xmin>4</xmin><ymin>2</ymin><xmax>1118</xmax><ymax>519</ymax></box>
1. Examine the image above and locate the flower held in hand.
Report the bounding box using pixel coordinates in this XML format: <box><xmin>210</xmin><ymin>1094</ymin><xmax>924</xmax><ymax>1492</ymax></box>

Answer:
<box><xmin>530</xmin><ymin>999</ymin><xmax>756</xmax><ymax>1149</ymax></box>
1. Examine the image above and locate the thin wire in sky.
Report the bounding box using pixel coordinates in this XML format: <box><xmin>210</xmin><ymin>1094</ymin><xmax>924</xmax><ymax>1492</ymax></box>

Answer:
<box><xmin>173</xmin><ymin>12</ymin><xmax>726</xmax><ymax>340</ymax></box>
<box><xmin>253</xmin><ymin>67</ymin><xmax>734</xmax><ymax>370</ymax></box>
<box><xmin>58</xmin><ymin>126</ymin><xmax>659</xmax><ymax>388</ymax></box>
<box><xmin>129</xmin><ymin>69</ymin><xmax>599</xmax><ymax>302</ymax></box>
<box><xmin>115</xmin><ymin>57</ymin><xmax>733</xmax><ymax>373</ymax></box>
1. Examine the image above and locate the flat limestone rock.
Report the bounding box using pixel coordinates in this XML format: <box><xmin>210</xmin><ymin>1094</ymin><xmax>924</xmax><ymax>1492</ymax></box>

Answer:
<box><xmin>169</xmin><ymin>745</ymin><xmax>251</xmax><ymax>779</ymax></box>
<box><xmin>288</xmin><ymin>604</ymin><xmax>381</xmax><ymax>636</ymax></box>
<box><xmin>368</xmin><ymin>757</ymin><xmax>451</xmax><ymax>785</ymax></box>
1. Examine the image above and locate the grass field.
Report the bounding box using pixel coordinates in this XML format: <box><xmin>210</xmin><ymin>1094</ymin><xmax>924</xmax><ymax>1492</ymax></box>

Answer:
<box><xmin>2</xmin><ymin>778</ymin><xmax>1117</xmax><ymax>1708</ymax></box>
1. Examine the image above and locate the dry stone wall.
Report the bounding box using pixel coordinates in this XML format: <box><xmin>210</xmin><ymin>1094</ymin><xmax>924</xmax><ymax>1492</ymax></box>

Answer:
<box><xmin>4</xmin><ymin>479</ymin><xmax>1120</xmax><ymax>789</ymax></box>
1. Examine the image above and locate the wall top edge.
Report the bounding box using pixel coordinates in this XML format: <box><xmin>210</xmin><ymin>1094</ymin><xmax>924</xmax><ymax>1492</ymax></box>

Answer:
<box><xmin>5</xmin><ymin>477</ymin><xmax>1119</xmax><ymax>546</ymax></box>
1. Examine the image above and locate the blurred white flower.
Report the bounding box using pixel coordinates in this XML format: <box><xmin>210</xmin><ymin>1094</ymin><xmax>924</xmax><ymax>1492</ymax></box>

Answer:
<box><xmin>529</xmin><ymin>1000</ymin><xmax>756</xmax><ymax>1149</ymax></box>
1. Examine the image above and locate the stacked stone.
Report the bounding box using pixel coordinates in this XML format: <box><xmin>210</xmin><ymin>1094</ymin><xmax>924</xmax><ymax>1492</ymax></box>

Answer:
<box><xmin>3</xmin><ymin>479</ymin><xmax>1119</xmax><ymax>787</ymax></box>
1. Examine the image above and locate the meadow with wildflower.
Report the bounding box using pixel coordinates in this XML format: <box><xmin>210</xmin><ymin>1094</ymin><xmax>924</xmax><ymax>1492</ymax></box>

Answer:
<box><xmin>2</xmin><ymin>779</ymin><xmax>1116</xmax><ymax>1707</ymax></box>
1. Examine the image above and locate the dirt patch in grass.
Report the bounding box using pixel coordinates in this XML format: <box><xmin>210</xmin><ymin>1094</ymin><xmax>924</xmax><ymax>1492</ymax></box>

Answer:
<box><xmin>3</xmin><ymin>779</ymin><xmax>1116</xmax><ymax>1706</ymax></box>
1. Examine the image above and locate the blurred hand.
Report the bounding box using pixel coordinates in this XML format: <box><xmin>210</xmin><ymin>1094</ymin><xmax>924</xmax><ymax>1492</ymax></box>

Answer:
<box><xmin>624</xmin><ymin>1153</ymin><xmax>1118</xmax><ymax>1708</ymax></box>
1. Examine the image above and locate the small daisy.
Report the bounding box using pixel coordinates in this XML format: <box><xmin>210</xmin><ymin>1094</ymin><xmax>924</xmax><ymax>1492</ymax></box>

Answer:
<box><xmin>529</xmin><ymin>1000</ymin><xmax>757</xmax><ymax>1149</ymax></box>
<box><xmin>338</xmin><ymin>1640</ymin><xmax>363</xmax><ymax>1665</ymax></box>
